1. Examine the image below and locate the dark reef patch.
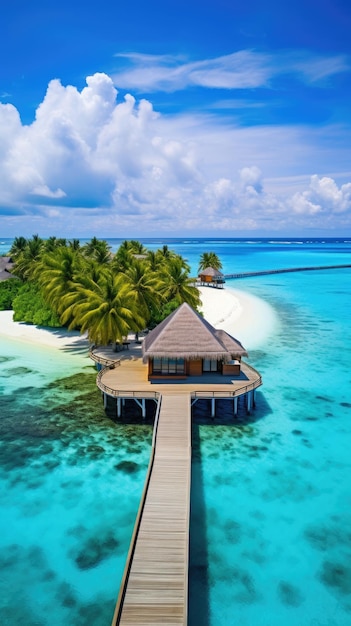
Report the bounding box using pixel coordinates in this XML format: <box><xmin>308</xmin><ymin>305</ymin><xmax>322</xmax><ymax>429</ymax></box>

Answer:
<box><xmin>304</xmin><ymin>523</ymin><xmax>351</xmax><ymax>552</ymax></box>
<box><xmin>277</xmin><ymin>581</ymin><xmax>304</xmax><ymax>607</ymax></box>
<box><xmin>0</xmin><ymin>355</ymin><xmax>15</xmax><ymax>363</ymax></box>
<box><xmin>115</xmin><ymin>460</ymin><xmax>140</xmax><ymax>474</ymax></box>
<box><xmin>3</xmin><ymin>366</ymin><xmax>34</xmax><ymax>377</ymax></box>
<box><xmin>70</xmin><ymin>531</ymin><xmax>120</xmax><ymax>570</ymax></box>
<box><xmin>319</xmin><ymin>560</ymin><xmax>351</xmax><ymax>595</ymax></box>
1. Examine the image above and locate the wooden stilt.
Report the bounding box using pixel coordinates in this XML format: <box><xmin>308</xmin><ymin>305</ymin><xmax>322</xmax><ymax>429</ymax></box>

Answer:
<box><xmin>247</xmin><ymin>391</ymin><xmax>252</xmax><ymax>413</ymax></box>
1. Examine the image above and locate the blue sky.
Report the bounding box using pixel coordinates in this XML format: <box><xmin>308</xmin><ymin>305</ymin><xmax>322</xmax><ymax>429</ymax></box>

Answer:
<box><xmin>1</xmin><ymin>0</ymin><xmax>351</xmax><ymax>237</ymax></box>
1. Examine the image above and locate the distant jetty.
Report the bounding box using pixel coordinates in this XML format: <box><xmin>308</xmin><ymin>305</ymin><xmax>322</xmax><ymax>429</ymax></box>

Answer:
<box><xmin>225</xmin><ymin>263</ymin><xmax>351</xmax><ymax>280</ymax></box>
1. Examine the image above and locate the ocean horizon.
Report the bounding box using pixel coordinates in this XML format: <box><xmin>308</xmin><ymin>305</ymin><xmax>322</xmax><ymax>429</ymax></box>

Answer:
<box><xmin>1</xmin><ymin>237</ymin><xmax>351</xmax><ymax>625</ymax></box>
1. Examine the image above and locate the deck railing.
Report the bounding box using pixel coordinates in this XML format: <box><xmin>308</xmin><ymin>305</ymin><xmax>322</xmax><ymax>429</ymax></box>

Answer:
<box><xmin>191</xmin><ymin>362</ymin><xmax>262</xmax><ymax>399</ymax></box>
<box><xmin>89</xmin><ymin>346</ymin><xmax>119</xmax><ymax>368</ymax></box>
<box><xmin>96</xmin><ymin>367</ymin><xmax>160</xmax><ymax>400</ymax></box>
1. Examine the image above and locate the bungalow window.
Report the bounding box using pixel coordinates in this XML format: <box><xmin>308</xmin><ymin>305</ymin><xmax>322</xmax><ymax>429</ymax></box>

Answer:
<box><xmin>203</xmin><ymin>359</ymin><xmax>218</xmax><ymax>372</ymax></box>
<box><xmin>152</xmin><ymin>357</ymin><xmax>185</xmax><ymax>375</ymax></box>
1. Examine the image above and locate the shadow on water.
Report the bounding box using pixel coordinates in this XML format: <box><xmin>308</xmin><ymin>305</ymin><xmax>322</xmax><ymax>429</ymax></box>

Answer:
<box><xmin>104</xmin><ymin>395</ymin><xmax>156</xmax><ymax>426</ymax></box>
<box><xmin>192</xmin><ymin>390</ymin><xmax>272</xmax><ymax>426</ymax></box>
<box><xmin>188</xmin><ymin>391</ymin><xmax>272</xmax><ymax>626</ymax></box>
<box><xmin>189</xmin><ymin>420</ymin><xmax>210</xmax><ymax>626</ymax></box>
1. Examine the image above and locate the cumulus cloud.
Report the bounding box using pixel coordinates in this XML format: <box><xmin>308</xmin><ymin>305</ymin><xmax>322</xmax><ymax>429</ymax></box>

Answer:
<box><xmin>290</xmin><ymin>175</ymin><xmax>351</xmax><ymax>215</ymax></box>
<box><xmin>0</xmin><ymin>72</ymin><xmax>351</xmax><ymax>235</ymax></box>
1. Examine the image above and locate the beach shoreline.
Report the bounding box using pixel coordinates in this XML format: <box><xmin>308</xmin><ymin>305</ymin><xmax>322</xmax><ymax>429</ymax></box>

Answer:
<box><xmin>0</xmin><ymin>310</ymin><xmax>90</xmax><ymax>351</ymax></box>
<box><xmin>198</xmin><ymin>285</ymin><xmax>278</xmax><ymax>349</ymax></box>
<box><xmin>0</xmin><ymin>286</ymin><xmax>277</xmax><ymax>353</ymax></box>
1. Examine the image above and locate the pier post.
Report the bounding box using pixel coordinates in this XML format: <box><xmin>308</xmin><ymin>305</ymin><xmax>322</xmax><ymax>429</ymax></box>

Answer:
<box><xmin>116</xmin><ymin>397</ymin><xmax>121</xmax><ymax>418</ymax></box>
<box><xmin>103</xmin><ymin>393</ymin><xmax>107</xmax><ymax>409</ymax></box>
<box><xmin>211</xmin><ymin>398</ymin><xmax>215</xmax><ymax>418</ymax></box>
<box><xmin>246</xmin><ymin>391</ymin><xmax>252</xmax><ymax>413</ymax></box>
<box><xmin>233</xmin><ymin>396</ymin><xmax>238</xmax><ymax>416</ymax></box>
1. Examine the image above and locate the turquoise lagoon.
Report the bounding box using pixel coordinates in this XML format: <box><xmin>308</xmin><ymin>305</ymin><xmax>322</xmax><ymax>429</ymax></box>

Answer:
<box><xmin>1</xmin><ymin>238</ymin><xmax>351</xmax><ymax>625</ymax></box>
<box><xmin>0</xmin><ymin>336</ymin><xmax>153</xmax><ymax>625</ymax></box>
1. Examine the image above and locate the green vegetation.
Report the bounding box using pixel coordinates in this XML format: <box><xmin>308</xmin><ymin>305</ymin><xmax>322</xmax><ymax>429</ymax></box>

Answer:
<box><xmin>198</xmin><ymin>251</ymin><xmax>223</xmax><ymax>272</ymax></box>
<box><xmin>0</xmin><ymin>279</ymin><xmax>22</xmax><ymax>310</ymax></box>
<box><xmin>12</xmin><ymin>282</ymin><xmax>61</xmax><ymax>326</ymax></box>
<box><xmin>7</xmin><ymin>235</ymin><xmax>202</xmax><ymax>343</ymax></box>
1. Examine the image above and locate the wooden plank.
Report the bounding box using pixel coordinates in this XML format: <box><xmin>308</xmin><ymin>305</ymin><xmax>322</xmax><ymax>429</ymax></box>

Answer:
<box><xmin>117</xmin><ymin>394</ymin><xmax>191</xmax><ymax>626</ymax></box>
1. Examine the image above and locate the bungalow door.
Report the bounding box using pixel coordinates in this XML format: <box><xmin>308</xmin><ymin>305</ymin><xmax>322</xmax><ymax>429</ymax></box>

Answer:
<box><xmin>202</xmin><ymin>359</ymin><xmax>218</xmax><ymax>373</ymax></box>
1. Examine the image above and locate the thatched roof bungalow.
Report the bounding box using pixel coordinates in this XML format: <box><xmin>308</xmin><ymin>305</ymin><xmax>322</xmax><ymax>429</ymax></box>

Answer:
<box><xmin>198</xmin><ymin>266</ymin><xmax>225</xmax><ymax>287</ymax></box>
<box><xmin>142</xmin><ymin>302</ymin><xmax>247</xmax><ymax>379</ymax></box>
<box><xmin>0</xmin><ymin>257</ymin><xmax>15</xmax><ymax>281</ymax></box>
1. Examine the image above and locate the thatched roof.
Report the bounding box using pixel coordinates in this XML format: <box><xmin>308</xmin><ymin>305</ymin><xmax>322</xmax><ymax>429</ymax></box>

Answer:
<box><xmin>0</xmin><ymin>257</ymin><xmax>15</xmax><ymax>281</ymax></box>
<box><xmin>142</xmin><ymin>302</ymin><xmax>248</xmax><ymax>362</ymax></box>
<box><xmin>198</xmin><ymin>266</ymin><xmax>224</xmax><ymax>278</ymax></box>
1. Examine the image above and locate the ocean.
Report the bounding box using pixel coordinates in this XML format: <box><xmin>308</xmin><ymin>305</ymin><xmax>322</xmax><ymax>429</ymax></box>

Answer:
<box><xmin>1</xmin><ymin>238</ymin><xmax>351</xmax><ymax>625</ymax></box>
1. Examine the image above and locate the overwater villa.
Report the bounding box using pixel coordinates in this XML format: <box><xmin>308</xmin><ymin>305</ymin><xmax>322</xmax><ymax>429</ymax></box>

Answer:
<box><xmin>197</xmin><ymin>265</ymin><xmax>225</xmax><ymax>287</ymax></box>
<box><xmin>90</xmin><ymin>303</ymin><xmax>261</xmax><ymax>626</ymax></box>
<box><xmin>143</xmin><ymin>302</ymin><xmax>246</xmax><ymax>379</ymax></box>
<box><xmin>91</xmin><ymin>301</ymin><xmax>262</xmax><ymax>417</ymax></box>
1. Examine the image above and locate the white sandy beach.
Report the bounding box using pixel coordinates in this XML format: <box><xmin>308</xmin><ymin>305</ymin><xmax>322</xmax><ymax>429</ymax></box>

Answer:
<box><xmin>0</xmin><ymin>310</ymin><xmax>90</xmax><ymax>350</ymax></box>
<box><xmin>198</xmin><ymin>285</ymin><xmax>278</xmax><ymax>349</ymax></box>
<box><xmin>0</xmin><ymin>286</ymin><xmax>277</xmax><ymax>353</ymax></box>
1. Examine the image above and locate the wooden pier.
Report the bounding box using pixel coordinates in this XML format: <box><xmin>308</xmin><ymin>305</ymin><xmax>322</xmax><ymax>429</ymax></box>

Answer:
<box><xmin>112</xmin><ymin>393</ymin><xmax>191</xmax><ymax>626</ymax></box>
<box><xmin>224</xmin><ymin>263</ymin><xmax>351</xmax><ymax>280</ymax></box>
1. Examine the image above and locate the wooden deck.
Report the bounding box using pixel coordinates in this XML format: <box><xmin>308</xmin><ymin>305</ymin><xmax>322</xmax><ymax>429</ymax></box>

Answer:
<box><xmin>112</xmin><ymin>393</ymin><xmax>191</xmax><ymax>626</ymax></box>
<box><xmin>93</xmin><ymin>345</ymin><xmax>262</xmax><ymax>401</ymax></box>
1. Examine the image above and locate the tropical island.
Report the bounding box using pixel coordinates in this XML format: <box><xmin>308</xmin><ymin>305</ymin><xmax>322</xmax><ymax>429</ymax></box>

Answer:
<box><xmin>1</xmin><ymin>235</ymin><xmax>206</xmax><ymax>334</ymax></box>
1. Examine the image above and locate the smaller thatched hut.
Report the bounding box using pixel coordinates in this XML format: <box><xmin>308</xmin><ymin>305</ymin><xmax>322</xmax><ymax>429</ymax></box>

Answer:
<box><xmin>142</xmin><ymin>302</ymin><xmax>247</xmax><ymax>379</ymax></box>
<box><xmin>0</xmin><ymin>257</ymin><xmax>15</xmax><ymax>281</ymax></box>
<box><xmin>198</xmin><ymin>266</ymin><xmax>225</xmax><ymax>287</ymax></box>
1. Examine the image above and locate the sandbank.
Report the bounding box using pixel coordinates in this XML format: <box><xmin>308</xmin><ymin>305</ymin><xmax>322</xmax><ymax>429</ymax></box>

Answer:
<box><xmin>198</xmin><ymin>285</ymin><xmax>278</xmax><ymax>349</ymax></box>
<box><xmin>0</xmin><ymin>310</ymin><xmax>89</xmax><ymax>351</ymax></box>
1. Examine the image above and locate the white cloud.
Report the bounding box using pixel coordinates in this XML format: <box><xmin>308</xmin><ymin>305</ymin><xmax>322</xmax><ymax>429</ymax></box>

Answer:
<box><xmin>290</xmin><ymin>175</ymin><xmax>351</xmax><ymax>215</ymax></box>
<box><xmin>112</xmin><ymin>50</ymin><xmax>350</xmax><ymax>92</ymax></box>
<box><xmin>0</xmin><ymin>72</ymin><xmax>351</xmax><ymax>236</ymax></box>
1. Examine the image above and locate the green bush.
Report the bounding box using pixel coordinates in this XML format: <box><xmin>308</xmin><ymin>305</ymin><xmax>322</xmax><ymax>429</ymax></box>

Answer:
<box><xmin>0</xmin><ymin>279</ymin><xmax>23</xmax><ymax>310</ymax></box>
<box><xmin>12</xmin><ymin>282</ymin><xmax>61</xmax><ymax>327</ymax></box>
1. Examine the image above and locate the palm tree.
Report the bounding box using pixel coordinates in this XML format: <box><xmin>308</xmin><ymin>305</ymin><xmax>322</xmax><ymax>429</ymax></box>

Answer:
<box><xmin>129</xmin><ymin>240</ymin><xmax>147</xmax><ymax>255</ymax></box>
<box><xmin>198</xmin><ymin>252</ymin><xmax>222</xmax><ymax>273</ymax></box>
<box><xmin>60</xmin><ymin>270</ymin><xmax>146</xmax><ymax>345</ymax></box>
<box><xmin>82</xmin><ymin>237</ymin><xmax>111</xmax><ymax>262</ymax></box>
<box><xmin>9</xmin><ymin>236</ymin><xmax>27</xmax><ymax>257</ymax></box>
<box><xmin>112</xmin><ymin>245</ymin><xmax>134</xmax><ymax>272</ymax></box>
<box><xmin>146</xmin><ymin>249</ymin><xmax>165</xmax><ymax>272</ymax></box>
<box><xmin>33</xmin><ymin>247</ymin><xmax>82</xmax><ymax>315</ymax></box>
<box><xmin>13</xmin><ymin>234</ymin><xmax>44</xmax><ymax>280</ymax></box>
<box><xmin>69</xmin><ymin>239</ymin><xmax>81</xmax><ymax>251</ymax></box>
<box><xmin>122</xmin><ymin>260</ymin><xmax>163</xmax><ymax>326</ymax></box>
<box><xmin>160</xmin><ymin>256</ymin><xmax>201</xmax><ymax>309</ymax></box>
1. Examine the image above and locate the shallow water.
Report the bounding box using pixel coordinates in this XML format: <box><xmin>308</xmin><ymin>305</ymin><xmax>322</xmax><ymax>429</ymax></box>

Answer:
<box><xmin>189</xmin><ymin>267</ymin><xmax>351</xmax><ymax>626</ymax></box>
<box><xmin>0</xmin><ymin>337</ymin><xmax>152</xmax><ymax>625</ymax></box>
<box><xmin>1</xmin><ymin>238</ymin><xmax>351</xmax><ymax>625</ymax></box>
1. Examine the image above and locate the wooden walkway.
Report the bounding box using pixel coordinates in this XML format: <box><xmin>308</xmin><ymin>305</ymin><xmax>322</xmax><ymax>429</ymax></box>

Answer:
<box><xmin>113</xmin><ymin>393</ymin><xmax>191</xmax><ymax>626</ymax></box>
<box><xmin>224</xmin><ymin>263</ymin><xmax>351</xmax><ymax>280</ymax></box>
